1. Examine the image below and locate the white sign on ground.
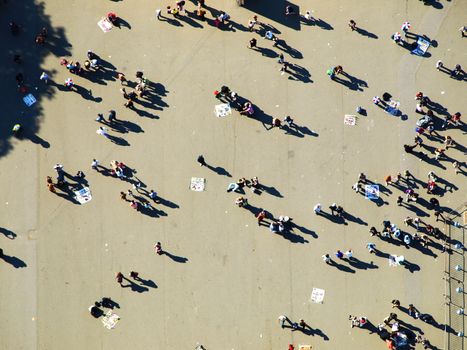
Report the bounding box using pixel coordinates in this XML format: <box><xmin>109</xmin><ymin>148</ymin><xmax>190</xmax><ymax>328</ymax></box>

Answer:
<box><xmin>98</xmin><ymin>18</ymin><xmax>113</xmax><ymax>33</ymax></box>
<box><xmin>102</xmin><ymin>311</ymin><xmax>120</xmax><ymax>329</ymax></box>
<box><xmin>23</xmin><ymin>94</ymin><xmax>37</xmax><ymax>107</ymax></box>
<box><xmin>344</xmin><ymin>114</ymin><xmax>356</xmax><ymax>126</ymax></box>
<box><xmin>190</xmin><ymin>177</ymin><xmax>205</xmax><ymax>191</ymax></box>
<box><xmin>311</xmin><ymin>287</ymin><xmax>325</xmax><ymax>303</ymax></box>
<box><xmin>74</xmin><ymin>187</ymin><xmax>92</xmax><ymax>204</ymax></box>
<box><xmin>214</xmin><ymin>103</ymin><xmax>232</xmax><ymax>117</ymax></box>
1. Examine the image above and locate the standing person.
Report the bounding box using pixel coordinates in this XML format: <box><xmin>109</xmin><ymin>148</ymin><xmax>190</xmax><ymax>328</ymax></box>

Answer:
<box><xmin>40</xmin><ymin>72</ymin><xmax>49</xmax><ymax>84</ymax></box>
<box><xmin>322</xmin><ymin>254</ymin><xmax>331</xmax><ymax>264</ymax></box>
<box><xmin>283</xmin><ymin>115</ymin><xmax>294</xmax><ymax>127</ymax></box>
<box><xmin>95</xmin><ymin>113</ymin><xmax>105</xmax><ymax>123</ymax></box>
<box><xmin>384</xmin><ymin>175</ymin><xmax>392</xmax><ymax>186</ymax></box>
<box><xmin>120</xmin><ymin>192</ymin><xmax>127</xmax><ymax>201</ymax></box>
<box><xmin>391</xmin><ymin>300</ymin><xmax>401</xmax><ymax>308</ymax></box>
<box><xmin>401</xmin><ymin>21</ymin><xmax>411</xmax><ymax>37</ymax></box>
<box><xmin>247</xmin><ymin>15</ymin><xmax>258</xmax><ymax>32</ymax></box>
<box><xmin>154</xmin><ymin>242</ymin><xmax>163</xmax><ymax>255</ymax></box>
<box><xmin>256</xmin><ymin>210</ymin><xmax>266</xmax><ymax>225</ymax></box>
<box><xmin>278</xmin><ymin>315</ymin><xmax>287</xmax><ymax>328</ymax></box>
<box><xmin>396</xmin><ymin>196</ymin><xmax>403</xmax><ymax>206</ymax></box>
<box><xmin>248</xmin><ymin>38</ymin><xmax>257</xmax><ymax>49</ymax></box>
<box><xmin>313</xmin><ymin>203</ymin><xmax>322</xmax><ymax>215</ymax></box>
<box><xmin>96</xmin><ymin>127</ymin><xmax>109</xmax><ymax>138</ymax></box>
<box><xmin>299</xmin><ymin>319</ymin><xmax>310</xmax><ymax>330</ymax></box>
<box><xmin>129</xmin><ymin>271</ymin><xmax>139</xmax><ymax>279</ymax></box>
<box><xmin>116</xmin><ymin>272</ymin><xmax>123</xmax><ymax>285</ymax></box>
<box><xmin>108</xmin><ymin>110</ymin><xmax>117</xmax><ymax>122</ymax></box>
<box><xmin>335</xmin><ymin>250</ymin><xmax>344</xmax><ymax>259</ymax></box>
<box><xmin>91</xmin><ymin>159</ymin><xmax>99</xmax><ymax>171</ymax></box>
<box><xmin>46</xmin><ymin>176</ymin><xmax>55</xmax><ymax>192</ymax></box>
<box><xmin>348</xmin><ymin>19</ymin><xmax>357</xmax><ymax>31</ymax></box>
<box><xmin>366</xmin><ymin>242</ymin><xmax>376</xmax><ymax>254</ymax></box>
<box><xmin>197</xmin><ymin>155</ymin><xmax>206</xmax><ymax>166</ymax></box>
<box><xmin>278</xmin><ymin>53</ymin><xmax>285</xmax><ymax>64</ymax></box>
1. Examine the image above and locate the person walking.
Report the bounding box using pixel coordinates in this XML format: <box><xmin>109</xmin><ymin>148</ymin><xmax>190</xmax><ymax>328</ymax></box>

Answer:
<box><xmin>46</xmin><ymin>176</ymin><xmax>55</xmax><ymax>192</ymax></box>
<box><xmin>256</xmin><ymin>210</ymin><xmax>266</xmax><ymax>225</ymax></box>
<box><xmin>278</xmin><ymin>315</ymin><xmax>287</xmax><ymax>328</ymax></box>
<box><xmin>116</xmin><ymin>272</ymin><xmax>123</xmax><ymax>285</ymax></box>
<box><xmin>348</xmin><ymin>19</ymin><xmax>357</xmax><ymax>31</ymax></box>
<box><xmin>108</xmin><ymin>110</ymin><xmax>117</xmax><ymax>122</ymax></box>
<box><xmin>129</xmin><ymin>271</ymin><xmax>139</xmax><ymax>279</ymax></box>
<box><xmin>391</xmin><ymin>300</ymin><xmax>401</xmax><ymax>308</ymax></box>
<box><xmin>197</xmin><ymin>155</ymin><xmax>206</xmax><ymax>166</ymax></box>
<box><xmin>154</xmin><ymin>242</ymin><xmax>163</xmax><ymax>255</ymax></box>
<box><xmin>248</xmin><ymin>38</ymin><xmax>257</xmax><ymax>49</ymax></box>
<box><xmin>396</xmin><ymin>196</ymin><xmax>403</xmax><ymax>206</ymax></box>
<box><xmin>96</xmin><ymin>126</ymin><xmax>109</xmax><ymax>138</ymax></box>
<box><xmin>366</xmin><ymin>242</ymin><xmax>376</xmax><ymax>254</ymax></box>
<box><xmin>313</xmin><ymin>203</ymin><xmax>322</xmax><ymax>215</ymax></box>
<box><xmin>335</xmin><ymin>250</ymin><xmax>344</xmax><ymax>259</ymax></box>
<box><xmin>322</xmin><ymin>254</ymin><xmax>331</xmax><ymax>264</ymax></box>
<box><xmin>91</xmin><ymin>159</ymin><xmax>99</xmax><ymax>171</ymax></box>
<box><xmin>40</xmin><ymin>72</ymin><xmax>49</xmax><ymax>84</ymax></box>
<box><xmin>345</xmin><ymin>249</ymin><xmax>353</xmax><ymax>259</ymax></box>
<box><xmin>299</xmin><ymin>319</ymin><xmax>310</xmax><ymax>330</ymax></box>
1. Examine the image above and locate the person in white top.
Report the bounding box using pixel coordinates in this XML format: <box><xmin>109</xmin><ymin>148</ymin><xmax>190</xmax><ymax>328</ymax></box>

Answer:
<box><xmin>96</xmin><ymin>127</ymin><xmax>109</xmax><ymax>138</ymax></box>
<box><xmin>313</xmin><ymin>203</ymin><xmax>322</xmax><ymax>215</ymax></box>
<box><xmin>345</xmin><ymin>249</ymin><xmax>353</xmax><ymax>259</ymax></box>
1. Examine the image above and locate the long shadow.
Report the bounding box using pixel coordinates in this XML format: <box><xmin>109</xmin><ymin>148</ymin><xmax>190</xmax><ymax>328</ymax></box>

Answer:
<box><xmin>0</xmin><ymin>252</ymin><xmax>27</xmax><ymax>268</ymax></box>
<box><xmin>256</xmin><ymin>46</ymin><xmax>278</xmax><ymax>58</ymax></box>
<box><xmin>314</xmin><ymin>18</ymin><xmax>333</xmax><ymax>30</ymax></box>
<box><xmin>329</xmin><ymin>259</ymin><xmax>355</xmax><ymax>273</ymax></box>
<box><xmin>158</xmin><ymin>15</ymin><xmax>183</xmax><ymax>27</ymax></box>
<box><xmin>205</xmin><ymin>164</ymin><xmax>232</xmax><ymax>177</ymax></box>
<box><xmin>107</xmin><ymin>134</ymin><xmax>130</xmax><ymax>146</ymax></box>
<box><xmin>356</xmin><ymin>27</ymin><xmax>378</xmax><ymax>39</ymax></box>
<box><xmin>275</xmin><ymin>40</ymin><xmax>303</xmax><ymax>59</ymax></box>
<box><xmin>114</xmin><ymin>17</ymin><xmax>132</xmax><ymax>30</ymax></box>
<box><xmin>279</xmin><ymin>230</ymin><xmax>309</xmax><ymax>244</ymax></box>
<box><xmin>259</xmin><ymin>184</ymin><xmax>283</xmax><ymax>197</ymax></box>
<box><xmin>243</xmin><ymin>0</ymin><xmax>301</xmax><ymax>31</ymax></box>
<box><xmin>163</xmin><ymin>251</ymin><xmax>189</xmax><ymax>263</ymax></box>
<box><xmin>421</xmin><ymin>0</ymin><xmax>443</xmax><ymax>9</ymax></box>
<box><xmin>284</xmin><ymin>124</ymin><xmax>318</xmax><ymax>137</ymax></box>
<box><xmin>290</xmin><ymin>222</ymin><xmax>318</xmax><ymax>238</ymax></box>
<box><xmin>24</xmin><ymin>131</ymin><xmax>50</xmax><ymax>149</ymax></box>
<box><xmin>346</xmin><ymin>257</ymin><xmax>378</xmax><ymax>270</ymax></box>
<box><xmin>177</xmin><ymin>13</ymin><xmax>204</xmax><ymax>28</ymax></box>
<box><xmin>73</xmin><ymin>84</ymin><xmax>103</xmax><ymax>103</ymax></box>
<box><xmin>302</xmin><ymin>327</ymin><xmax>330</xmax><ymax>340</ymax></box>
<box><xmin>0</xmin><ymin>227</ymin><xmax>17</xmax><ymax>239</ymax></box>
<box><xmin>109</xmin><ymin>120</ymin><xmax>144</xmax><ymax>134</ymax></box>
<box><xmin>343</xmin><ymin>212</ymin><xmax>368</xmax><ymax>226</ymax></box>
<box><xmin>121</xmin><ymin>278</ymin><xmax>149</xmax><ymax>293</ymax></box>
<box><xmin>135</xmin><ymin>277</ymin><xmax>158</xmax><ymax>288</ymax></box>
<box><xmin>287</xmin><ymin>63</ymin><xmax>312</xmax><ymax>83</ymax></box>
<box><xmin>402</xmin><ymin>259</ymin><xmax>421</xmax><ymax>273</ymax></box>
<box><xmin>0</xmin><ymin>0</ymin><xmax>71</xmax><ymax>158</ymax></box>
<box><xmin>318</xmin><ymin>211</ymin><xmax>347</xmax><ymax>225</ymax></box>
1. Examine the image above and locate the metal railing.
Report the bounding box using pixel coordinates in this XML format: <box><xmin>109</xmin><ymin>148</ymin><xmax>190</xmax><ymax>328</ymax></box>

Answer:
<box><xmin>444</xmin><ymin>203</ymin><xmax>466</xmax><ymax>350</ymax></box>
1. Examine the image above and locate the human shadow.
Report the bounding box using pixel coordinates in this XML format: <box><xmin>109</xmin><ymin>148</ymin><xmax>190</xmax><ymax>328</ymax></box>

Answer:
<box><xmin>314</xmin><ymin>18</ymin><xmax>333</xmax><ymax>30</ymax></box>
<box><xmin>158</xmin><ymin>15</ymin><xmax>183</xmax><ymax>27</ymax></box>
<box><xmin>114</xmin><ymin>17</ymin><xmax>132</xmax><ymax>29</ymax></box>
<box><xmin>243</xmin><ymin>0</ymin><xmax>301</xmax><ymax>31</ymax></box>
<box><xmin>287</xmin><ymin>63</ymin><xmax>313</xmax><ymax>83</ymax></box>
<box><xmin>257</xmin><ymin>46</ymin><xmax>278</xmax><ymax>58</ymax></box>
<box><xmin>0</xmin><ymin>227</ymin><xmax>17</xmax><ymax>239</ymax></box>
<box><xmin>25</xmin><ymin>132</ymin><xmax>50</xmax><ymax>149</ymax></box>
<box><xmin>73</xmin><ymin>84</ymin><xmax>103</xmax><ymax>103</ymax></box>
<box><xmin>401</xmin><ymin>258</ymin><xmax>421</xmax><ymax>273</ymax></box>
<box><xmin>328</xmin><ymin>259</ymin><xmax>356</xmax><ymax>273</ymax></box>
<box><xmin>356</xmin><ymin>27</ymin><xmax>378</xmax><ymax>39</ymax></box>
<box><xmin>421</xmin><ymin>0</ymin><xmax>443</xmax><ymax>9</ymax></box>
<box><xmin>259</xmin><ymin>183</ymin><xmax>283</xmax><ymax>197</ymax></box>
<box><xmin>0</xmin><ymin>252</ymin><xmax>27</xmax><ymax>268</ymax></box>
<box><xmin>135</xmin><ymin>276</ymin><xmax>158</xmax><ymax>288</ymax></box>
<box><xmin>206</xmin><ymin>164</ymin><xmax>232</xmax><ymax>177</ymax></box>
<box><xmin>346</xmin><ymin>257</ymin><xmax>378</xmax><ymax>270</ymax></box>
<box><xmin>284</xmin><ymin>124</ymin><xmax>319</xmax><ymax>138</ymax></box>
<box><xmin>290</xmin><ymin>222</ymin><xmax>318</xmax><ymax>238</ymax></box>
<box><xmin>107</xmin><ymin>134</ymin><xmax>130</xmax><ymax>146</ymax></box>
<box><xmin>109</xmin><ymin>120</ymin><xmax>144</xmax><ymax>134</ymax></box>
<box><xmin>318</xmin><ymin>211</ymin><xmax>347</xmax><ymax>225</ymax></box>
<box><xmin>101</xmin><ymin>297</ymin><xmax>120</xmax><ymax>309</ymax></box>
<box><xmin>163</xmin><ymin>251</ymin><xmax>189</xmax><ymax>263</ymax></box>
<box><xmin>302</xmin><ymin>327</ymin><xmax>330</xmax><ymax>340</ymax></box>
<box><xmin>121</xmin><ymin>278</ymin><xmax>149</xmax><ymax>293</ymax></box>
<box><xmin>177</xmin><ymin>13</ymin><xmax>204</xmax><ymax>28</ymax></box>
<box><xmin>343</xmin><ymin>212</ymin><xmax>368</xmax><ymax>226</ymax></box>
<box><xmin>333</xmin><ymin>71</ymin><xmax>368</xmax><ymax>91</ymax></box>
<box><xmin>275</xmin><ymin>39</ymin><xmax>303</xmax><ymax>59</ymax></box>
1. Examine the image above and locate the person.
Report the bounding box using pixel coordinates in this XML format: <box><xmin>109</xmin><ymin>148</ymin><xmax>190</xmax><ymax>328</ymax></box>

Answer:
<box><xmin>345</xmin><ymin>249</ymin><xmax>353</xmax><ymax>259</ymax></box>
<box><xmin>117</xmin><ymin>72</ymin><xmax>127</xmax><ymax>85</ymax></box>
<box><xmin>384</xmin><ymin>175</ymin><xmax>392</xmax><ymax>186</ymax></box>
<box><xmin>116</xmin><ymin>272</ymin><xmax>123</xmax><ymax>285</ymax></box>
<box><xmin>299</xmin><ymin>319</ymin><xmax>309</xmax><ymax>330</ymax></box>
<box><xmin>459</xmin><ymin>25</ymin><xmax>466</xmax><ymax>37</ymax></box>
<box><xmin>107</xmin><ymin>12</ymin><xmax>118</xmax><ymax>25</ymax></box>
<box><xmin>239</xmin><ymin>102</ymin><xmax>254</xmax><ymax>116</ymax></box>
<box><xmin>391</xmin><ymin>300</ymin><xmax>400</xmax><ymax>308</ymax></box>
<box><xmin>248</xmin><ymin>15</ymin><xmax>258</xmax><ymax>31</ymax></box>
<box><xmin>154</xmin><ymin>242</ymin><xmax>163</xmax><ymax>255</ymax></box>
<box><xmin>278</xmin><ymin>53</ymin><xmax>285</xmax><ymax>64</ymax></box>
<box><xmin>64</xmin><ymin>78</ymin><xmax>74</xmax><ymax>89</ymax></box>
<box><xmin>366</xmin><ymin>243</ymin><xmax>376</xmax><ymax>254</ymax></box>
<box><xmin>335</xmin><ymin>250</ymin><xmax>344</xmax><ymax>259</ymax></box>
<box><xmin>196</xmin><ymin>5</ymin><xmax>206</xmax><ymax>20</ymax></box>
<box><xmin>392</xmin><ymin>32</ymin><xmax>402</xmax><ymax>44</ymax></box>
<box><xmin>401</xmin><ymin>21</ymin><xmax>411</xmax><ymax>36</ymax></box>
<box><xmin>451</xmin><ymin>64</ymin><xmax>463</xmax><ymax>78</ymax></box>
<box><xmin>40</xmin><ymin>72</ymin><xmax>49</xmax><ymax>84</ymax></box>
<box><xmin>235</xmin><ymin>196</ymin><xmax>247</xmax><ymax>207</ymax></box>
<box><xmin>283</xmin><ymin>115</ymin><xmax>294</xmax><ymax>127</ymax></box>
<box><xmin>272</xmin><ymin>118</ymin><xmax>282</xmax><ymax>128</ymax></box>
<box><xmin>369</xmin><ymin>227</ymin><xmax>378</xmax><ymax>236</ymax></box>
<box><xmin>46</xmin><ymin>176</ymin><xmax>55</xmax><ymax>193</ymax></box>
<box><xmin>322</xmin><ymin>254</ymin><xmax>331</xmax><ymax>264</ymax></box>
<box><xmin>256</xmin><ymin>210</ymin><xmax>266</xmax><ymax>225</ymax></box>
<box><xmin>197</xmin><ymin>155</ymin><xmax>206</xmax><ymax>166</ymax></box>
<box><xmin>96</xmin><ymin>127</ymin><xmax>109</xmax><ymax>138</ymax></box>
<box><xmin>130</xmin><ymin>200</ymin><xmax>138</xmax><ymax>210</ymax></box>
<box><xmin>89</xmin><ymin>302</ymin><xmax>103</xmax><ymax>318</ymax></box>
<box><xmin>285</xmin><ymin>5</ymin><xmax>295</xmax><ymax>16</ymax></box>
<box><xmin>95</xmin><ymin>113</ymin><xmax>105</xmax><ymax>123</ymax></box>
<box><xmin>278</xmin><ymin>315</ymin><xmax>287</xmax><ymax>328</ymax></box>
<box><xmin>12</xmin><ymin>124</ymin><xmax>22</xmax><ymax>137</ymax></box>
<box><xmin>129</xmin><ymin>271</ymin><xmax>139</xmax><ymax>279</ymax></box>
<box><xmin>313</xmin><ymin>203</ymin><xmax>322</xmax><ymax>215</ymax></box>
<box><xmin>348</xmin><ymin>19</ymin><xmax>357</xmax><ymax>31</ymax></box>
<box><xmin>248</xmin><ymin>38</ymin><xmax>257</xmax><ymax>49</ymax></box>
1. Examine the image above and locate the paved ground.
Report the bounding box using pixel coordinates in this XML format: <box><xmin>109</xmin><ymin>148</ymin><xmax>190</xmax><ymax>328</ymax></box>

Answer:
<box><xmin>0</xmin><ymin>0</ymin><xmax>466</xmax><ymax>349</ymax></box>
